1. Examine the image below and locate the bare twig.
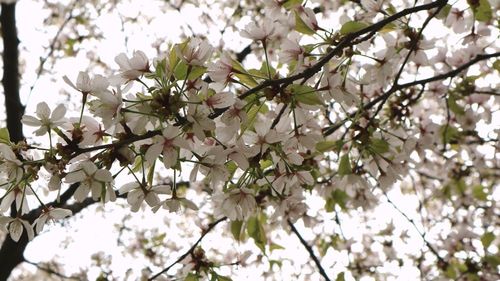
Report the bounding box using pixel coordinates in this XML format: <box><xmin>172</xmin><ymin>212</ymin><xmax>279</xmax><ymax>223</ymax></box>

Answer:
<box><xmin>288</xmin><ymin>219</ymin><xmax>331</xmax><ymax>281</ymax></box>
<box><xmin>148</xmin><ymin>217</ymin><xmax>227</xmax><ymax>280</ymax></box>
<box><xmin>24</xmin><ymin>259</ymin><xmax>80</xmax><ymax>280</ymax></box>
<box><xmin>29</xmin><ymin>0</ymin><xmax>79</xmax><ymax>95</ymax></box>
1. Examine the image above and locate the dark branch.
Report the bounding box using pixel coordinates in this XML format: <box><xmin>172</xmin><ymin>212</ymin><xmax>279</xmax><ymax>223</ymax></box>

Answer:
<box><xmin>322</xmin><ymin>51</ymin><xmax>500</xmax><ymax>136</ymax></box>
<box><xmin>288</xmin><ymin>219</ymin><xmax>331</xmax><ymax>281</ymax></box>
<box><xmin>1</xmin><ymin>2</ymin><xmax>23</xmax><ymax>143</ymax></box>
<box><xmin>236</xmin><ymin>0</ymin><xmax>448</xmax><ymax>101</ymax></box>
<box><xmin>148</xmin><ymin>217</ymin><xmax>227</xmax><ymax>280</ymax></box>
<box><xmin>24</xmin><ymin>259</ymin><xmax>80</xmax><ymax>280</ymax></box>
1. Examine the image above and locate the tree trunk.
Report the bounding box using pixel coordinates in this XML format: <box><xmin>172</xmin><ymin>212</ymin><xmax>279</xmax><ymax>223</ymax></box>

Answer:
<box><xmin>0</xmin><ymin>3</ymin><xmax>26</xmax><ymax>281</ymax></box>
<box><xmin>1</xmin><ymin>2</ymin><xmax>23</xmax><ymax>143</ymax></box>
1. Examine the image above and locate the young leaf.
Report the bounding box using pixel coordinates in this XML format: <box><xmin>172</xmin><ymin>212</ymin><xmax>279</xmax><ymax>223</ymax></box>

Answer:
<box><xmin>480</xmin><ymin>232</ymin><xmax>495</xmax><ymax>248</ymax></box>
<box><xmin>316</xmin><ymin>140</ymin><xmax>338</xmax><ymax>153</ymax></box>
<box><xmin>369</xmin><ymin>138</ymin><xmax>390</xmax><ymax>154</ymax></box>
<box><xmin>289</xmin><ymin>84</ymin><xmax>323</xmax><ymax>105</ymax></box>
<box><xmin>231</xmin><ymin>220</ymin><xmax>244</xmax><ymax>241</ymax></box>
<box><xmin>469</xmin><ymin>0</ymin><xmax>492</xmax><ymax>22</ymax></box>
<box><xmin>472</xmin><ymin>185</ymin><xmax>488</xmax><ymax>201</ymax></box>
<box><xmin>0</xmin><ymin>128</ymin><xmax>11</xmax><ymax>144</ymax></box>
<box><xmin>340</xmin><ymin>21</ymin><xmax>368</xmax><ymax>35</ymax></box>
<box><xmin>283</xmin><ymin>0</ymin><xmax>302</xmax><ymax>10</ymax></box>
<box><xmin>247</xmin><ymin>216</ymin><xmax>267</xmax><ymax>252</ymax></box>
<box><xmin>294</xmin><ymin>11</ymin><xmax>315</xmax><ymax>35</ymax></box>
<box><xmin>338</xmin><ymin>154</ymin><xmax>352</xmax><ymax>176</ymax></box>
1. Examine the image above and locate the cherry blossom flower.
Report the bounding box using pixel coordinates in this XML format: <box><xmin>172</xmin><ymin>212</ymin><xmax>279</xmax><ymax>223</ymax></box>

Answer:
<box><xmin>213</xmin><ymin>187</ymin><xmax>257</xmax><ymax>221</ymax></box>
<box><xmin>294</xmin><ymin>7</ymin><xmax>319</xmax><ymax>32</ymax></box>
<box><xmin>323</xmin><ymin>72</ymin><xmax>359</xmax><ymax>106</ymax></box>
<box><xmin>270</xmin><ymin>187</ymin><xmax>307</xmax><ymax>222</ymax></box>
<box><xmin>203</xmin><ymin>92</ymin><xmax>235</xmax><ymax>110</ymax></box>
<box><xmin>243</xmin><ymin>118</ymin><xmax>284</xmax><ymax>155</ymax></box>
<box><xmin>111</xmin><ymin>50</ymin><xmax>150</xmax><ymax>84</ymax></box>
<box><xmin>0</xmin><ymin>217</ymin><xmax>34</xmax><ymax>242</ymax></box>
<box><xmin>0</xmin><ymin>144</ymin><xmax>24</xmax><ymax>184</ymax></box>
<box><xmin>119</xmin><ymin>182</ymin><xmax>169</xmax><ymax>212</ymax></box>
<box><xmin>145</xmin><ymin>126</ymin><xmax>186</xmax><ymax>168</ymax></box>
<box><xmin>88</xmin><ymin>88</ymin><xmax>123</xmax><ymax>129</ymax></box>
<box><xmin>64</xmin><ymin>161</ymin><xmax>114</xmax><ymax>202</ymax></box>
<box><xmin>21</xmin><ymin>102</ymin><xmax>66</xmax><ymax>136</ymax></box>
<box><xmin>0</xmin><ymin>185</ymin><xmax>30</xmax><ymax>215</ymax></box>
<box><xmin>207</xmin><ymin>53</ymin><xmax>235</xmax><ymax>83</ymax></box>
<box><xmin>186</xmin><ymin>104</ymin><xmax>215</xmax><ymax>140</ymax></box>
<box><xmin>240</xmin><ymin>18</ymin><xmax>277</xmax><ymax>42</ymax></box>
<box><xmin>193</xmin><ymin>146</ymin><xmax>230</xmax><ymax>187</ymax></box>
<box><xmin>445</xmin><ymin>8</ymin><xmax>473</xmax><ymax>34</ymax></box>
<box><xmin>176</xmin><ymin>38</ymin><xmax>213</xmax><ymax>66</ymax></box>
<box><xmin>33</xmin><ymin>208</ymin><xmax>72</xmax><ymax>234</ymax></box>
<box><xmin>280</xmin><ymin>32</ymin><xmax>305</xmax><ymax>64</ymax></box>
<box><xmin>63</xmin><ymin>71</ymin><xmax>109</xmax><ymax>95</ymax></box>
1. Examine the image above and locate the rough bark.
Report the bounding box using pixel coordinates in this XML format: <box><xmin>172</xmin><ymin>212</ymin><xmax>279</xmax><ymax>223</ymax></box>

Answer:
<box><xmin>0</xmin><ymin>3</ymin><xmax>26</xmax><ymax>281</ymax></box>
<box><xmin>1</xmin><ymin>2</ymin><xmax>23</xmax><ymax>143</ymax></box>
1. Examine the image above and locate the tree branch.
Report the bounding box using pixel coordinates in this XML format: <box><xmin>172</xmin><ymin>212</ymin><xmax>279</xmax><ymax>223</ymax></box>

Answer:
<box><xmin>288</xmin><ymin>219</ymin><xmax>331</xmax><ymax>281</ymax></box>
<box><xmin>322</xmin><ymin>51</ymin><xmax>500</xmax><ymax>136</ymax></box>
<box><xmin>29</xmin><ymin>0</ymin><xmax>78</xmax><ymax>95</ymax></box>
<box><xmin>1</xmin><ymin>2</ymin><xmax>23</xmax><ymax>143</ymax></box>
<box><xmin>235</xmin><ymin>0</ymin><xmax>448</xmax><ymax>101</ymax></box>
<box><xmin>24</xmin><ymin>259</ymin><xmax>80</xmax><ymax>280</ymax></box>
<box><xmin>148</xmin><ymin>217</ymin><xmax>227</xmax><ymax>280</ymax></box>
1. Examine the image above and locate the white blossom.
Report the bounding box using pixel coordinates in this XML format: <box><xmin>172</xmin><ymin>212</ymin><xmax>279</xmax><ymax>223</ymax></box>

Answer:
<box><xmin>21</xmin><ymin>102</ymin><xmax>66</xmax><ymax>136</ymax></box>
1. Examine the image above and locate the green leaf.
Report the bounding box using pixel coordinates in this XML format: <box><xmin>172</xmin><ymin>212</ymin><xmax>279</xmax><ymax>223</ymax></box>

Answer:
<box><xmin>269</xmin><ymin>259</ymin><xmax>283</xmax><ymax>269</ymax></box>
<box><xmin>436</xmin><ymin>4</ymin><xmax>452</xmax><ymax>20</ymax></box>
<box><xmin>484</xmin><ymin>255</ymin><xmax>500</xmax><ymax>267</ymax></box>
<box><xmin>188</xmin><ymin>66</ymin><xmax>207</xmax><ymax>80</ymax></box>
<box><xmin>269</xmin><ymin>242</ymin><xmax>285</xmax><ymax>251</ymax></box>
<box><xmin>336</xmin><ymin>272</ymin><xmax>345</xmax><ymax>281</ymax></box>
<box><xmin>147</xmin><ymin>162</ymin><xmax>156</xmax><ymax>187</ymax></box>
<box><xmin>294</xmin><ymin>11</ymin><xmax>315</xmax><ymax>35</ymax></box>
<box><xmin>226</xmin><ymin>161</ymin><xmax>238</xmax><ymax>176</ymax></box>
<box><xmin>338</xmin><ymin>154</ymin><xmax>352</xmax><ymax>176</ymax></box>
<box><xmin>472</xmin><ymin>185</ymin><xmax>488</xmax><ymax>201</ymax></box>
<box><xmin>380</xmin><ymin>22</ymin><xmax>397</xmax><ymax>33</ymax></box>
<box><xmin>340</xmin><ymin>21</ymin><xmax>368</xmax><ymax>35</ymax></box>
<box><xmin>448</xmin><ymin>95</ymin><xmax>465</xmax><ymax>116</ymax></box>
<box><xmin>316</xmin><ymin>140</ymin><xmax>338</xmax><ymax>153</ymax></box>
<box><xmin>440</xmin><ymin>125</ymin><xmax>460</xmax><ymax>144</ymax></box>
<box><xmin>239</xmin><ymin>103</ymin><xmax>268</xmax><ymax>136</ymax></box>
<box><xmin>493</xmin><ymin>60</ymin><xmax>500</xmax><ymax>72</ymax></box>
<box><xmin>0</xmin><ymin>128</ymin><xmax>11</xmax><ymax>144</ymax></box>
<box><xmin>370</xmin><ymin>138</ymin><xmax>389</xmax><ymax>154</ymax></box>
<box><xmin>260</xmin><ymin>159</ymin><xmax>273</xmax><ymax>169</ymax></box>
<box><xmin>283</xmin><ymin>0</ymin><xmax>302</xmax><ymax>9</ymax></box>
<box><xmin>333</xmin><ymin>189</ymin><xmax>348</xmax><ymax>209</ymax></box>
<box><xmin>185</xmin><ymin>273</ymin><xmax>199</xmax><ymax>281</ymax></box>
<box><xmin>232</xmin><ymin>60</ymin><xmax>259</xmax><ymax>88</ymax></box>
<box><xmin>469</xmin><ymin>0</ymin><xmax>492</xmax><ymax>22</ymax></box>
<box><xmin>247</xmin><ymin>216</ymin><xmax>267</xmax><ymax>252</ymax></box>
<box><xmin>480</xmin><ymin>232</ymin><xmax>495</xmax><ymax>248</ymax></box>
<box><xmin>231</xmin><ymin>220</ymin><xmax>244</xmax><ymax>241</ymax></box>
<box><xmin>289</xmin><ymin>84</ymin><xmax>323</xmax><ymax>105</ymax></box>
<box><xmin>326</xmin><ymin>189</ymin><xmax>348</xmax><ymax>211</ymax></box>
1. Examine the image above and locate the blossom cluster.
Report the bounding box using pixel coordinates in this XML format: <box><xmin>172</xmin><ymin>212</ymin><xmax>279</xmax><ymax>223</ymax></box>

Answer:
<box><xmin>1</xmin><ymin>0</ymin><xmax>499</xmax><ymax>280</ymax></box>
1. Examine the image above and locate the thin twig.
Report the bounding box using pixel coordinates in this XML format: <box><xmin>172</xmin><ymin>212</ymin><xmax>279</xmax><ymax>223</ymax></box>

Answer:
<box><xmin>382</xmin><ymin>192</ymin><xmax>448</xmax><ymax>267</ymax></box>
<box><xmin>24</xmin><ymin>259</ymin><xmax>80</xmax><ymax>280</ymax></box>
<box><xmin>288</xmin><ymin>219</ymin><xmax>331</xmax><ymax>281</ymax></box>
<box><xmin>148</xmin><ymin>217</ymin><xmax>227</xmax><ymax>280</ymax></box>
<box><xmin>29</xmin><ymin>0</ymin><xmax>78</xmax><ymax>96</ymax></box>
